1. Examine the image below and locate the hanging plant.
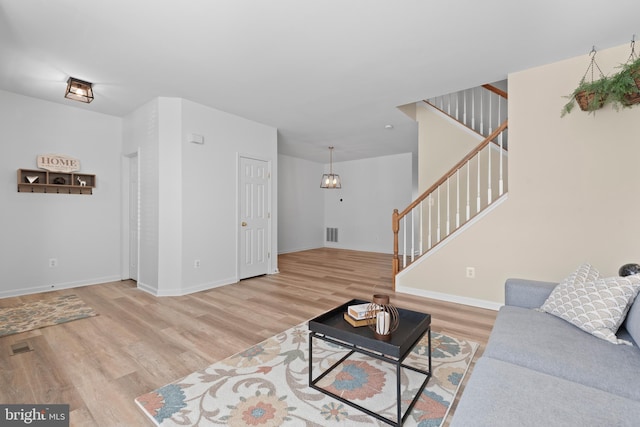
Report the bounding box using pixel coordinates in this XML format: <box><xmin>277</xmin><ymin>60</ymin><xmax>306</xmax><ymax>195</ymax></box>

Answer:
<box><xmin>561</xmin><ymin>47</ymin><xmax>609</xmax><ymax>117</ymax></box>
<box><xmin>609</xmin><ymin>38</ymin><xmax>640</xmax><ymax>109</ymax></box>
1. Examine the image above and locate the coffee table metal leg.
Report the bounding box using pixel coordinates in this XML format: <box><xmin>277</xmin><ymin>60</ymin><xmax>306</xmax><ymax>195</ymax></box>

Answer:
<box><xmin>308</xmin><ymin>330</ymin><xmax>431</xmax><ymax>426</ymax></box>
<box><xmin>308</xmin><ymin>331</ymin><xmax>313</xmax><ymax>387</ymax></box>
<box><xmin>396</xmin><ymin>359</ymin><xmax>402</xmax><ymax>425</ymax></box>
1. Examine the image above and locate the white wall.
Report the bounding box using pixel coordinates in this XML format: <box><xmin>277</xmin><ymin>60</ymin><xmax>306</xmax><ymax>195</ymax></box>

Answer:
<box><xmin>278</xmin><ymin>154</ymin><xmax>325</xmax><ymax>254</ymax></box>
<box><xmin>324</xmin><ymin>153</ymin><xmax>413</xmax><ymax>254</ymax></box>
<box><xmin>398</xmin><ymin>42</ymin><xmax>640</xmax><ymax>308</ymax></box>
<box><xmin>180</xmin><ymin>98</ymin><xmax>278</xmax><ymax>294</ymax></box>
<box><xmin>418</xmin><ymin>103</ymin><xmax>481</xmax><ymax>192</ymax></box>
<box><xmin>0</xmin><ymin>90</ymin><xmax>122</xmax><ymax>297</ymax></box>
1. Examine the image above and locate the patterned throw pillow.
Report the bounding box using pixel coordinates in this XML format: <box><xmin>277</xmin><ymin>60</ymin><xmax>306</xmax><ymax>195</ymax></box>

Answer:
<box><xmin>535</xmin><ymin>263</ymin><xmax>599</xmax><ymax>313</ymax></box>
<box><xmin>560</xmin><ymin>262</ymin><xmax>601</xmax><ymax>287</ymax></box>
<box><xmin>540</xmin><ymin>273</ymin><xmax>640</xmax><ymax>345</ymax></box>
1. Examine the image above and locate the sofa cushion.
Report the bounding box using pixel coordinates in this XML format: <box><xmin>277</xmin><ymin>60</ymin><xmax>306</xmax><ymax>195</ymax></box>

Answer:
<box><xmin>505</xmin><ymin>278</ymin><xmax>558</xmax><ymax>308</ymax></box>
<box><xmin>539</xmin><ymin>274</ymin><xmax>640</xmax><ymax>345</ymax></box>
<box><xmin>483</xmin><ymin>305</ymin><xmax>640</xmax><ymax>400</ymax></box>
<box><xmin>451</xmin><ymin>357</ymin><xmax>640</xmax><ymax>427</ymax></box>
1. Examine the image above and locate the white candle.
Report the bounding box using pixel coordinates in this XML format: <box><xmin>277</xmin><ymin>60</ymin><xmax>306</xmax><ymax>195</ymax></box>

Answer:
<box><xmin>376</xmin><ymin>311</ymin><xmax>390</xmax><ymax>335</ymax></box>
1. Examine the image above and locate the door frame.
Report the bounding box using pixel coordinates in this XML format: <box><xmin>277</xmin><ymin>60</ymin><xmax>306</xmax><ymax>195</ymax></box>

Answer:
<box><xmin>120</xmin><ymin>151</ymin><xmax>140</xmax><ymax>281</ymax></box>
<box><xmin>236</xmin><ymin>153</ymin><xmax>273</xmax><ymax>280</ymax></box>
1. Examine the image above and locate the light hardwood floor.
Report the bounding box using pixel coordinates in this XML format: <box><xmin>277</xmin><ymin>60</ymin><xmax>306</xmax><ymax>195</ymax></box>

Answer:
<box><xmin>0</xmin><ymin>248</ymin><xmax>497</xmax><ymax>426</ymax></box>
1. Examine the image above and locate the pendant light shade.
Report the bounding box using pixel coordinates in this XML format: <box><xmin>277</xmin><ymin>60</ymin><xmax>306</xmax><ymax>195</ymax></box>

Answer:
<box><xmin>65</xmin><ymin>77</ymin><xmax>94</xmax><ymax>103</ymax></box>
<box><xmin>320</xmin><ymin>146</ymin><xmax>341</xmax><ymax>189</ymax></box>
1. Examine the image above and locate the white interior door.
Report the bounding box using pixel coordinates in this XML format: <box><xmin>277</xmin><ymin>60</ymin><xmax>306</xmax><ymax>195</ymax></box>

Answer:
<box><xmin>239</xmin><ymin>156</ymin><xmax>270</xmax><ymax>280</ymax></box>
<box><xmin>129</xmin><ymin>154</ymin><xmax>139</xmax><ymax>281</ymax></box>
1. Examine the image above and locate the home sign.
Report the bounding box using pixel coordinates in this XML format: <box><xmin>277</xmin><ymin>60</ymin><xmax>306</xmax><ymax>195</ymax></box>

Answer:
<box><xmin>37</xmin><ymin>154</ymin><xmax>80</xmax><ymax>172</ymax></box>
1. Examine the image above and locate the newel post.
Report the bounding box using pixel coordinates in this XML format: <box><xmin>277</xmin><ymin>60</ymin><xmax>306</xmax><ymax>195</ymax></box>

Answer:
<box><xmin>392</xmin><ymin>208</ymin><xmax>399</xmax><ymax>289</ymax></box>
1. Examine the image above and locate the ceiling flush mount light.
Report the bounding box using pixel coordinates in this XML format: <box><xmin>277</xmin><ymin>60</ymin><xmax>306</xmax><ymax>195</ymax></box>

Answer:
<box><xmin>320</xmin><ymin>146</ymin><xmax>341</xmax><ymax>189</ymax></box>
<box><xmin>65</xmin><ymin>77</ymin><xmax>94</xmax><ymax>103</ymax></box>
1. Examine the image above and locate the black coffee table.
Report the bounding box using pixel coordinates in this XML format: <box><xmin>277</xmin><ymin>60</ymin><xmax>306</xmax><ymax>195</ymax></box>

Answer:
<box><xmin>308</xmin><ymin>299</ymin><xmax>431</xmax><ymax>426</ymax></box>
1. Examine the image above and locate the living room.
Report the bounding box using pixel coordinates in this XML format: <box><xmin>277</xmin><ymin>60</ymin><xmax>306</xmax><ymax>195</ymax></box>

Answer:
<box><xmin>2</xmin><ymin>2</ymin><xmax>640</xmax><ymax>426</ymax></box>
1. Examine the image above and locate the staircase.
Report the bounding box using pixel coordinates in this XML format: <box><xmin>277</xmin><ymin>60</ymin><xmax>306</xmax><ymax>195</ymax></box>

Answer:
<box><xmin>392</xmin><ymin>84</ymin><xmax>509</xmax><ymax>286</ymax></box>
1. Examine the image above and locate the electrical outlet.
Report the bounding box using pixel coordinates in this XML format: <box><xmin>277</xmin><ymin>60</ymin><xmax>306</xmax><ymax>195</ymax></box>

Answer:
<box><xmin>466</xmin><ymin>267</ymin><xmax>475</xmax><ymax>278</ymax></box>
<box><xmin>49</xmin><ymin>258</ymin><xmax>58</xmax><ymax>268</ymax></box>
<box><xmin>194</xmin><ymin>259</ymin><xmax>201</xmax><ymax>268</ymax></box>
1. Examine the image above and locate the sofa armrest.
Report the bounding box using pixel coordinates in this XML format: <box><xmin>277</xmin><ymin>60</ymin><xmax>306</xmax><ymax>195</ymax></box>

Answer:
<box><xmin>505</xmin><ymin>278</ymin><xmax>558</xmax><ymax>309</ymax></box>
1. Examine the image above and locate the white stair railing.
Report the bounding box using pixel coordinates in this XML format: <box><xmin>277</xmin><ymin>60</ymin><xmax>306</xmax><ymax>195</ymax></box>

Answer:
<box><xmin>393</xmin><ymin>120</ymin><xmax>508</xmax><ymax>285</ymax></box>
<box><xmin>425</xmin><ymin>84</ymin><xmax>508</xmax><ymax>148</ymax></box>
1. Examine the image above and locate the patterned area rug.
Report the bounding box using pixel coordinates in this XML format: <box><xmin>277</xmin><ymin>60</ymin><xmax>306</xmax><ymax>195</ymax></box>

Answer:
<box><xmin>136</xmin><ymin>323</ymin><xmax>478</xmax><ymax>426</ymax></box>
<box><xmin>0</xmin><ymin>294</ymin><xmax>97</xmax><ymax>337</ymax></box>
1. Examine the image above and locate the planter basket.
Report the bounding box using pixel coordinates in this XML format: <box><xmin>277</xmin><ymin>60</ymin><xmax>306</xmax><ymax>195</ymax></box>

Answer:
<box><xmin>623</xmin><ymin>75</ymin><xmax>640</xmax><ymax>106</ymax></box>
<box><xmin>562</xmin><ymin>42</ymin><xmax>640</xmax><ymax>116</ymax></box>
<box><xmin>621</xmin><ymin>42</ymin><xmax>640</xmax><ymax>106</ymax></box>
<box><xmin>572</xmin><ymin>48</ymin><xmax>607</xmax><ymax>113</ymax></box>
<box><xmin>576</xmin><ymin>90</ymin><xmax>607</xmax><ymax>111</ymax></box>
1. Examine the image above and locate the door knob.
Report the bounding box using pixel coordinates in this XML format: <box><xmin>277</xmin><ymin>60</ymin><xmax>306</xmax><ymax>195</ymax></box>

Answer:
<box><xmin>241</xmin><ymin>221</ymin><xmax>247</xmax><ymax>227</ymax></box>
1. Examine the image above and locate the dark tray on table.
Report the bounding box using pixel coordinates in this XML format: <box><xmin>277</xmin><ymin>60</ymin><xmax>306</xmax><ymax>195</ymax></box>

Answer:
<box><xmin>308</xmin><ymin>298</ymin><xmax>431</xmax><ymax>359</ymax></box>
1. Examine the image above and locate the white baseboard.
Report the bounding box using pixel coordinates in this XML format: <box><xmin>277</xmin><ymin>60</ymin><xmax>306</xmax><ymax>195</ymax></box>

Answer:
<box><xmin>396</xmin><ymin>285</ymin><xmax>502</xmax><ymax>311</ymax></box>
<box><xmin>278</xmin><ymin>245</ymin><xmax>324</xmax><ymax>255</ymax></box>
<box><xmin>137</xmin><ymin>277</ymin><xmax>237</xmax><ymax>297</ymax></box>
<box><xmin>135</xmin><ymin>281</ymin><xmax>157</xmax><ymax>295</ymax></box>
<box><xmin>0</xmin><ymin>275</ymin><xmax>122</xmax><ymax>299</ymax></box>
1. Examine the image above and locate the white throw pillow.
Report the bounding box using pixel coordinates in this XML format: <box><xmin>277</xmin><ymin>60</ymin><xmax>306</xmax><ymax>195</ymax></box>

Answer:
<box><xmin>536</xmin><ymin>263</ymin><xmax>600</xmax><ymax>312</ymax></box>
<box><xmin>540</xmin><ymin>273</ymin><xmax>640</xmax><ymax>345</ymax></box>
<box><xmin>561</xmin><ymin>262</ymin><xmax>601</xmax><ymax>287</ymax></box>
<box><xmin>536</xmin><ymin>263</ymin><xmax>599</xmax><ymax>313</ymax></box>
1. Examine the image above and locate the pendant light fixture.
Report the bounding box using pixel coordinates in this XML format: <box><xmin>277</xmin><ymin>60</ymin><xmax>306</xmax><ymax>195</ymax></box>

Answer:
<box><xmin>65</xmin><ymin>77</ymin><xmax>94</xmax><ymax>103</ymax></box>
<box><xmin>320</xmin><ymin>146</ymin><xmax>341</xmax><ymax>189</ymax></box>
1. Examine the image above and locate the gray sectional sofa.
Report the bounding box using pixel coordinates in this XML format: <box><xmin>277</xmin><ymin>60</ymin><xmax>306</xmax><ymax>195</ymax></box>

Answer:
<box><xmin>451</xmin><ymin>278</ymin><xmax>640</xmax><ymax>426</ymax></box>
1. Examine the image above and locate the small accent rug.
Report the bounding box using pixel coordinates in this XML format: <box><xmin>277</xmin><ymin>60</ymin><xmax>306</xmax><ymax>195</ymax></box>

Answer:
<box><xmin>0</xmin><ymin>294</ymin><xmax>97</xmax><ymax>337</ymax></box>
<box><xmin>135</xmin><ymin>323</ymin><xmax>478</xmax><ymax>426</ymax></box>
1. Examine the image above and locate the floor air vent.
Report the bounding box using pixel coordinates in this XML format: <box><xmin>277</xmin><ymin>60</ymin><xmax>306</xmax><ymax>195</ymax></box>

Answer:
<box><xmin>10</xmin><ymin>341</ymin><xmax>34</xmax><ymax>356</ymax></box>
<box><xmin>326</xmin><ymin>227</ymin><xmax>338</xmax><ymax>242</ymax></box>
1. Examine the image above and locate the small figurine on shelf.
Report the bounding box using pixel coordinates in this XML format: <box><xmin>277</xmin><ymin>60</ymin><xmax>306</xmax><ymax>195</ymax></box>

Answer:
<box><xmin>77</xmin><ymin>176</ymin><xmax>86</xmax><ymax>187</ymax></box>
<box><xmin>25</xmin><ymin>176</ymin><xmax>39</xmax><ymax>184</ymax></box>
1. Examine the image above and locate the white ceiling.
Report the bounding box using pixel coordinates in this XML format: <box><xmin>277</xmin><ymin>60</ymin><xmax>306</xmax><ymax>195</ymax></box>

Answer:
<box><xmin>1</xmin><ymin>0</ymin><xmax>639</xmax><ymax>162</ymax></box>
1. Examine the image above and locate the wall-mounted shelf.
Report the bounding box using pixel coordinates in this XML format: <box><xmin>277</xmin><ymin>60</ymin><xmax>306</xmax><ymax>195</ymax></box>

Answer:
<box><xmin>17</xmin><ymin>169</ymin><xmax>96</xmax><ymax>195</ymax></box>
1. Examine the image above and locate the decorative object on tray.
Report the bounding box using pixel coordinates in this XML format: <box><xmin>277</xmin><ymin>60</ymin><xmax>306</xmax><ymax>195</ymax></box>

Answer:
<box><xmin>619</xmin><ymin>263</ymin><xmax>640</xmax><ymax>277</ymax></box>
<box><xmin>347</xmin><ymin>302</ymin><xmax>378</xmax><ymax>320</ymax></box>
<box><xmin>343</xmin><ymin>312</ymin><xmax>371</xmax><ymax>327</ymax></box>
<box><xmin>25</xmin><ymin>175</ymin><xmax>39</xmax><ymax>183</ymax></box>
<box><xmin>367</xmin><ymin>294</ymin><xmax>399</xmax><ymax>341</ymax></box>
